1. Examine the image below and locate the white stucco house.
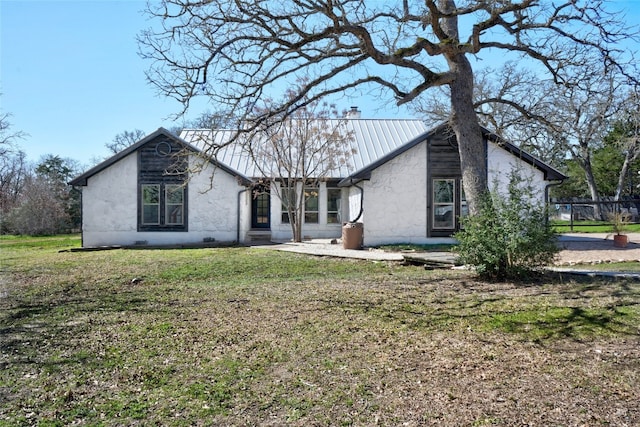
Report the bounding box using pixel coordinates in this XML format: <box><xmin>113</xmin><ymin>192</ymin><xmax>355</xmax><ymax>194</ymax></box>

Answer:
<box><xmin>69</xmin><ymin>117</ymin><xmax>566</xmax><ymax>248</ymax></box>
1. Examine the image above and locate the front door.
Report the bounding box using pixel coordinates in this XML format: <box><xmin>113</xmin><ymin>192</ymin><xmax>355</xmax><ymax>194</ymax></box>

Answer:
<box><xmin>251</xmin><ymin>188</ymin><xmax>271</xmax><ymax>229</ymax></box>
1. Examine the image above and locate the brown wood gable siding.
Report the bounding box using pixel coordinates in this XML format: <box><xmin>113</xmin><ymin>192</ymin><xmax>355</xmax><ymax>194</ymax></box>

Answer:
<box><xmin>427</xmin><ymin>132</ymin><xmax>463</xmax><ymax>237</ymax></box>
<box><xmin>137</xmin><ymin>136</ymin><xmax>189</xmax><ymax>232</ymax></box>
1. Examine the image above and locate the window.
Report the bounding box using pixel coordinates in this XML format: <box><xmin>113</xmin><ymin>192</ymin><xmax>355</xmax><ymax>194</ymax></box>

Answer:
<box><xmin>281</xmin><ymin>186</ymin><xmax>296</xmax><ymax>224</ymax></box>
<box><xmin>433</xmin><ymin>179</ymin><xmax>455</xmax><ymax>229</ymax></box>
<box><xmin>142</xmin><ymin>185</ymin><xmax>160</xmax><ymax>225</ymax></box>
<box><xmin>165</xmin><ymin>184</ymin><xmax>184</xmax><ymax>225</ymax></box>
<box><xmin>304</xmin><ymin>187</ymin><xmax>319</xmax><ymax>223</ymax></box>
<box><xmin>140</xmin><ymin>183</ymin><xmax>186</xmax><ymax>230</ymax></box>
<box><xmin>327</xmin><ymin>188</ymin><xmax>341</xmax><ymax>224</ymax></box>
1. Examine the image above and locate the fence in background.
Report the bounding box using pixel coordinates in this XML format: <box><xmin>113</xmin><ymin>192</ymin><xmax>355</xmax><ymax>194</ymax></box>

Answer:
<box><xmin>551</xmin><ymin>199</ymin><xmax>640</xmax><ymax>231</ymax></box>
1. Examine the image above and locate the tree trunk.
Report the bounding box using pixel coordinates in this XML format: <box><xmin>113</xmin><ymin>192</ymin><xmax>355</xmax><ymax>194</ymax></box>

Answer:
<box><xmin>293</xmin><ymin>186</ymin><xmax>305</xmax><ymax>242</ymax></box>
<box><xmin>614</xmin><ymin>146</ymin><xmax>639</xmax><ymax>201</ymax></box>
<box><xmin>448</xmin><ymin>55</ymin><xmax>487</xmax><ymax>216</ymax></box>
<box><xmin>440</xmin><ymin>0</ymin><xmax>488</xmax><ymax>215</ymax></box>
<box><xmin>581</xmin><ymin>158</ymin><xmax>603</xmax><ymax>220</ymax></box>
<box><xmin>614</xmin><ymin>153</ymin><xmax>631</xmax><ymax>201</ymax></box>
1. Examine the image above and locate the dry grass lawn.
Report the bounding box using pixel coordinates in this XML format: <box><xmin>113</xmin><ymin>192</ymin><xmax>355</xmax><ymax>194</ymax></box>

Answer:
<box><xmin>1</xmin><ymin>235</ymin><xmax>639</xmax><ymax>426</ymax></box>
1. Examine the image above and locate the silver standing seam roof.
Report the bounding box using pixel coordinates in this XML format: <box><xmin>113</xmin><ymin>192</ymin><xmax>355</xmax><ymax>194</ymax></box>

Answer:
<box><xmin>180</xmin><ymin>119</ymin><xmax>429</xmax><ymax>179</ymax></box>
<box><xmin>69</xmin><ymin>119</ymin><xmax>565</xmax><ymax>187</ymax></box>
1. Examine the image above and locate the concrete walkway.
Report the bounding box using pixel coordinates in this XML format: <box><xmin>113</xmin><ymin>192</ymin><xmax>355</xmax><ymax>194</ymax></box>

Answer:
<box><xmin>259</xmin><ymin>236</ymin><xmax>640</xmax><ymax>278</ymax></box>
<box><xmin>260</xmin><ymin>239</ymin><xmax>458</xmax><ymax>266</ymax></box>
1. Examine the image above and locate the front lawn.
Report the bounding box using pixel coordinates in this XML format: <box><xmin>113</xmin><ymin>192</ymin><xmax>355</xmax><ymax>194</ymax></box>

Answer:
<box><xmin>1</xmin><ymin>235</ymin><xmax>638</xmax><ymax>426</ymax></box>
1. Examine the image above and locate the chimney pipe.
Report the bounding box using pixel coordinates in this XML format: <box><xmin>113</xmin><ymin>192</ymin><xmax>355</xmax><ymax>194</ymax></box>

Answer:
<box><xmin>346</xmin><ymin>106</ymin><xmax>361</xmax><ymax>119</ymax></box>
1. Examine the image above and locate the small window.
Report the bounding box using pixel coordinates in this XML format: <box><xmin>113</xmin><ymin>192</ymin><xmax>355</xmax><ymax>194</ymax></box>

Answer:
<box><xmin>304</xmin><ymin>187</ymin><xmax>319</xmax><ymax>223</ymax></box>
<box><xmin>327</xmin><ymin>188</ymin><xmax>341</xmax><ymax>224</ymax></box>
<box><xmin>433</xmin><ymin>179</ymin><xmax>455</xmax><ymax>229</ymax></box>
<box><xmin>142</xmin><ymin>184</ymin><xmax>160</xmax><ymax>225</ymax></box>
<box><xmin>165</xmin><ymin>185</ymin><xmax>184</xmax><ymax>225</ymax></box>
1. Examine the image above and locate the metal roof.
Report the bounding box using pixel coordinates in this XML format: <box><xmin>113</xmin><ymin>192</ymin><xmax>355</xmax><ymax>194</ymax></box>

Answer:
<box><xmin>180</xmin><ymin>119</ymin><xmax>428</xmax><ymax>179</ymax></box>
<box><xmin>338</xmin><ymin>122</ymin><xmax>567</xmax><ymax>186</ymax></box>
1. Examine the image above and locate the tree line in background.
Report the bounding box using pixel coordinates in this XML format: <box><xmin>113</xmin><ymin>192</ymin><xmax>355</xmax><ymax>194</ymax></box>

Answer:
<box><xmin>0</xmin><ymin>113</ymin><xmax>81</xmax><ymax>235</ymax></box>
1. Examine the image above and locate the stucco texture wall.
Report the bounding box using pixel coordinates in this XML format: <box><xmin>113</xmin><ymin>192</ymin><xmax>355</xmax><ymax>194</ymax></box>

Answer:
<box><xmin>81</xmin><ymin>153</ymin><xmax>138</xmax><ymax>246</ymax></box>
<box><xmin>487</xmin><ymin>141</ymin><xmax>547</xmax><ymax>204</ymax></box>
<box><xmin>81</xmin><ymin>154</ymin><xmax>244</xmax><ymax>247</ymax></box>
<box><xmin>361</xmin><ymin>142</ymin><xmax>429</xmax><ymax>246</ymax></box>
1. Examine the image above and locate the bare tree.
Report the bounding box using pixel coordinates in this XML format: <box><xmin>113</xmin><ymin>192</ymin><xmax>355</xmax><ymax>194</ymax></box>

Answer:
<box><xmin>609</xmin><ymin>88</ymin><xmax>640</xmax><ymax>201</ymax></box>
<box><xmin>0</xmin><ymin>150</ymin><xmax>29</xmax><ymax>232</ymax></box>
<box><xmin>5</xmin><ymin>174</ymin><xmax>70</xmax><ymax>236</ymax></box>
<box><xmin>139</xmin><ymin>0</ymin><xmax>632</xmax><ymax>215</ymax></box>
<box><xmin>0</xmin><ymin>111</ymin><xmax>26</xmax><ymax>158</ymax></box>
<box><xmin>549</xmin><ymin>72</ymin><xmax>625</xmax><ymax>218</ymax></box>
<box><xmin>412</xmin><ymin>63</ymin><xmax>565</xmax><ymax>163</ymax></box>
<box><xmin>0</xmin><ymin>109</ymin><xmax>28</xmax><ymax>232</ymax></box>
<box><xmin>242</xmin><ymin>86</ymin><xmax>354</xmax><ymax>242</ymax></box>
<box><xmin>105</xmin><ymin>129</ymin><xmax>146</xmax><ymax>155</ymax></box>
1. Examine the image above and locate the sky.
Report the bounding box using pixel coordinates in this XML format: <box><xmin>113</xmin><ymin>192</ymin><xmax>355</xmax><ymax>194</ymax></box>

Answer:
<box><xmin>1</xmin><ymin>0</ymin><xmax>639</xmax><ymax>168</ymax></box>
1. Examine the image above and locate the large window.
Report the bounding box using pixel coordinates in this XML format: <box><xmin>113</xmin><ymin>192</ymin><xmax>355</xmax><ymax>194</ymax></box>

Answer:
<box><xmin>327</xmin><ymin>188</ymin><xmax>341</xmax><ymax>224</ymax></box>
<box><xmin>140</xmin><ymin>183</ymin><xmax>186</xmax><ymax>230</ymax></box>
<box><xmin>433</xmin><ymin>179</ymin><xmax>455</xmax><ymax>229</ymax></box>
<box><xmin>304</xmin><ymin>187</ymin><xmax>319</xmax><ymax>223</ymax></box>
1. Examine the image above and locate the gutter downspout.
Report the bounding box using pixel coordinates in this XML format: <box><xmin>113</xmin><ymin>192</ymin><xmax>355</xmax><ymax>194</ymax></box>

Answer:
<box><xmin>237</xmin><ymin>187</ymin><xmax>249</xmax><ymax>243</ymax></box>
<box><xmin>349</xmin><ymin>179</ymin><xmax>364</xmax><ymax>223</ymax></box>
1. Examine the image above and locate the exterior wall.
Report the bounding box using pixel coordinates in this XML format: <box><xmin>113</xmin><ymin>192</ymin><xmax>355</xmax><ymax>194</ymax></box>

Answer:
<box><xmin>356</xmin><ymin>140</ymin><xmax>549</xmax><ymax>247</ymax></box>
<box><xmin>268</xmin><ymin>182</ymin><xmax>344</xmax><ymax>241</ymax></box>
<box><xmin>487</xmin><ymin>141</ymin><xmax>547</xmax><ymax>204</ymax></box>
<box><xmin>81</xmin><ymin>153</ymin><xmax>138</xmax><ymax>246</ymax></box>
<box><xmin>186</xmin><ymin>161</ymin><xmax>245</xmax><ymax>243</ymax></box>
<box><xmin>360</xmin><ymin>142</ymin><xmax>437</xmax><ymax>246</ymax></box>
<box><xmin>81</xmin><ymin>154</ymin><xmax>244</xmax><ymax>247</ymax></box>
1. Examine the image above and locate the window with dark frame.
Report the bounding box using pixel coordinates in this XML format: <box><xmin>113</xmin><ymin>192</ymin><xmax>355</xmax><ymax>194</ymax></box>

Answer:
<box><xmin>304</xmin><ymin>187</ymin><xmax>319</xmax><ymax>223</ymax></box>
<box><xmin>433</xmin><ymin>179</ymin><xmax>455</xmax><ymax>229</ymax></box>
<box><xmin>165</xmin><ymin>184</ymin><xmax>184</xmax><ymax>225</ymax></box>
<box><xmin>141</xmin><ymin>184</ymin><xmax>160</xmax><ymax>225</ymax></box>
<box><xmin>140</xmin><ymin>183</ymin><xmax>185</xmax><ymax>228</ymax></box>
<box><xmin>138</xmin><ymin>138</ymin><xmax>188</xmax><ymax>232</ymax></box>
<box><xmin>327</xmin><ymin>188</ymin><xmax>341</xmax><ymax>224</ymax></box>
<box><xmin>281</xmin><ymin>185</ymin><xmax>296</xmax><ymax>224</ymax></box>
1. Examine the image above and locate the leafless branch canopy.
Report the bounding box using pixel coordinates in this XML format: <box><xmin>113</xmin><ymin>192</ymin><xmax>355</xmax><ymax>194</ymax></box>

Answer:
<box><xmin>139</xmin><ymin>0</ymin><xmax>634</xmax><ymax>126</ymax></box>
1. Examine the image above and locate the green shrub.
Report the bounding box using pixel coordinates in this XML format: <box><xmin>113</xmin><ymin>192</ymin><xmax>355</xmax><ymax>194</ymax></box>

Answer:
<box><xmin>455</xmin><ymin>171</ymin><xmax>559</xmax><ymax>280</ymax></box>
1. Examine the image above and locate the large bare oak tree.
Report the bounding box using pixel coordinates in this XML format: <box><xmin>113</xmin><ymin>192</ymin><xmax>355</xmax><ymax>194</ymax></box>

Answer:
<box><xmin>139</xmin><ymin>0</ymin><xmax>631</xmax><ymax>215</ymax></box>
